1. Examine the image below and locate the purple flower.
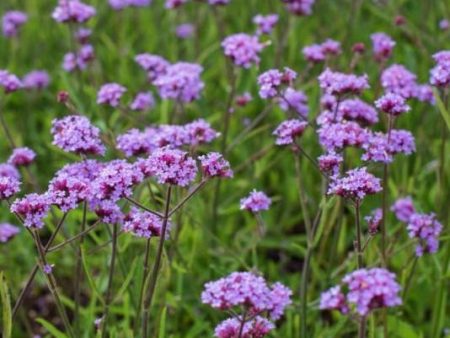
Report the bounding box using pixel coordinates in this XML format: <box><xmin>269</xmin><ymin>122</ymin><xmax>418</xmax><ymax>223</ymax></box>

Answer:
<box><xmin>56</xmin><ymin>160</ymin><xmax>103</xmax><ymax>183</ymax></box>
<box><xmin>279</xmin><ymin>88</ymin><xmax>309</xmax><ymax>118</ymax></box>
<box><xmin>375</xmin><ymin>93</ymin><xmax>410</xmax><ymax>116</ymax></box>
<box><xmin>51</xmin><ymin>115</ymin><xmax>105</xmax><ymax>155</ymax></box>
<box><xmin>381</xmin><ymin>64</ymin><xmax>418</xmax><ymax>98</ymax></box>
<box><xmin>199</xmin><ymin>152</ymin><xmax>233</xmax><ymax>178</ymax></box>
<box><xmin>258</xmin><ymin>68</ymin><xmax>297</xmax><ymax>99</ymax></box>
<box><xmin>0</xmin><ymin>223</ymin><xmax>20</xmax><ymax>243</ymax></box>
<box><xmin>0</xmin><ymin>164</ymin><xmax>20</xmax><ymax>180</ymax></box>
<box><xmin>97</xmin><ymin>83</ymin><xmax>127</xmax><ymax>107</ymax></box>
<box><xmin>338</xmin><ymin>99</ymin><xmax>378</xmax><ymax>125</ymax></box>
<box><xmin>208</xmin><ymin>0</ymin><xmax>229</xmax><ymax>4</ymax></box>
<box><xmin>328</xmin><ymin>167</ymin><xmax>382</xmax><ymax>201</ymax></box>
<box><xmin>8</xmin><ymin>147</ymin><xmax>36</xmax><ymax>167</ymax></box>
<box><xmin>253</xmin><ymin>14</ymin><xmax>279</xmax><ymax>35</ymax></box>
<box><xmin>214</xmin><ymin>316</ymin><xmax>274</xmax><ymax>338</ymax></box>
<box><xmin>165</xmin><ymin>0</ymin><xmax>188</xmax><ymax>9</ymax></box>
<box><xmin>62</xmin><ymin>45</ymin><xmax>95</xmax><ymax>72</ymax></box>
<box><xmin>430</xmin><ymin>50</ymin><xmax>450</xmax><ymax>88</ymax></box>
<box><xmin>365</xmin><ymin>208</ymin><xmax>382</xmax><ymax>235</ymax></box>
<box><xmin>318</xmin><ymin>121</ymin><xmax>369</xmax><ymax>152</ymax></box>
<box><xmin>184</xmin><ymin>119</ymin><xmax>220</xmax><ymax>146</ymax></box>
<box><xmin>318</xmin><ymin>68</ymin><xmax>369</xmax><ymax>96</ymax></box>
<box><xmin>43</xmin><ymin>264</ymin><xmax>53</xmax><ymax>274</ymax></box>
<box><xmin>391</xmin><ymin>196</ymin><xmax>416</xmax><ymax>223</ymax></box>
<box><xmin>439</xmin><ymin>19</ymin><xmax>449</xmax><ymax>31</ymax></box>
<box><xmin>91</xmin><ymin>200</ymin><xmax>124</xmax><ymax>224</ymax></box>
<box><xmin>319</xmin><ymin>286</ymin><xmax>349</xmax><ymax>314</ymax></box>
<box><xmin>146</xmin><ymin>147</ymin><xmax>197</xmax><ymax>186</ymax></box>
<box><xmin>116</xmin><ymin>129</ymin><xmax>153</xmax><ymax>157</ymax></box>
<box><xmin>0</xmin><ymin>176</ymin><xmax>21</xmax><ymax>200</ymax></box>
<box><xmin>342</xmin><ymin>268</ymin><xmax>402</xmax><ymax>316</ymax></box>
<box><xmin>0</xmin><ymin>70</ymin><xmax>22</xmax><ymax>93</ymax></box>
<box><xmin>47</xmin><ymin>174</ymin><xmax>90</xmax><ymax>212</ymax></box>
<box><xmin>388</xmin><ymin>129</ymin><xmax>416</xmax><ymax>155</ymax></box>
<box><xmin>135</xmin><ymin>53</ymin><xmax>169</xmax><ymax>82</ymax></box>
<box><xmin>22</xmin><ymin>70</ymin><xmax>50</xmax><ymax>89</ymax></box>
<box><xmin>130</xmin><ymin>92</ymin><xmax>155</xmax><ymax>111</ymax></box>
<box><xmin>318</xmin><ymin>152</ymin><xmax>343</xmax><ymax>176</ymax></box>
<box><xmin>236</xmin><ymin>92</ymin><xmax>252</xmax><ymax>106</ymax></box>
<box><xmin>407</xmin><ymin>213</ymin><xmax>443</xmax><ymax>256</ymax></box>
<box><xmin>371</xmin><ymin>33</ymin><xmax>395</xmax><ymax>62</ymax></box>
<box><xmin>11</xmin><ymin>193</ymin><xmax>51</xmax><ymax>229</ymax></box>
<box><xmin>176</xmin><ymin>23</ymin><xmax>194</xmax><ymax>39</ymax></box>
<box><xmin>273</xmin><ymin>119</ymin><xmax>308</xmax><ymax>145</ymax></box>
<box><xmin>362</xmin><ymin>130</ymin><xmax>415</xmax><ymax>163</ymax></box>
<box><xmin>202</xmin><ymin>271</ymin><xmax>291</xmax><ymax>319</ymax></box>
<box><xmin>321</xmin><ymin>39</ymin><xmax>342</xmax><ymax>56</ymax></box>
<box><xmin>75</xmin><ymin>28</ymin><xmax>91</xmax><ymax>43</ymax></box>
<box><xmin>52</xmin><ymin>0</ymin><xmax>96</xmax><ymax>23</ymax></box>
<box><xmin>152</xmin><ymin>125</ymin><xmax>189</xmax><ymax>148</ymax></box>
<box><xmin>123</xmin><ymin>207</ymin><xmax>167</xmax><ymax>238</ymax></box>
<box><xmin>240</xmin><ymin>190</ymin><xmax>271</xmax><ymax>212</ymax></box>
<box><xmin>302</xmin><ymin>44</ymin><xmax>325</xmax><ymax>63</ymax></box>
<box><xmin>154</xmin><ymin>62</ymin><xmax>204</xmax><ymax>102</ymax></box>
<box><xmin>282</xmin><ymin>0</ymin><xmax>315</xmax><ymax>16</ymax></box>
<box><xmin>92</xmin><ymin>160</ymin><xmax>143</xmax><ymax>202</ymax></box>
<box><xmin>222</xmin><ymin>33</ymin><xmax>264</xmax><ymax>68</ymax></box>
<box><xmin>2</xmin><ymin>11</ymin><xmax>27</xmax><ymax>37</ymax></box>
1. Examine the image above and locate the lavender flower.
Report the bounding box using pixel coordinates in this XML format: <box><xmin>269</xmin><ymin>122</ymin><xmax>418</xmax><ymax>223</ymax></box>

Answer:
<box><xmin>273</xmin><ymin>119</ymin><xmax>308</xmax><ymax>145</ymax></box>
<box><xmin>0</xmin><ymin>70</ymin><xmax>22</xmax><ymax>93</ymax></box>
<box><xmin>0</xmin><ymin>164</ymin><xmax>20</xmax><ymax>180</ymax></box>
<box><xmin>0</xmin><ymin>176</ymin><xmax>21</xmax><ymax>200</ymax></box>
<box><xmin>214</xmin><ymin>316</ymin><xmax>275</xmax><ymax>338</ymax></box>
<box><xmin>130</xmin><ymin>92</ymin><xmax>155</xmax><ymax>111</ymax></box>
<box><xmin>154</xmin><ymin>62</ymin><xmax>204</xmax><ymax>102</ymax></box>
<box><xmin>11</xmin><ymin>193</ymin><xmax>51</xmax><ymax>229</ymax></box>
<box><xmin>338</xmin><ymin>99</ymin><xmax>378</xmax><ymax>125</ymax></box>
<box><xmin>52</xmin><ymin>0</ymin><xmax>96</xmax><ymax>23</ymax></box>
<box><xmin>222</xmin><ymin>33</ymin><xmax>264</xmax><ymax>68</ymax></box>
<box><xmin>51</xmin><ymin>115</ymin><xmax>105</xmax><ymax>155</ymax></box>
<box><xmin>407</xmin><ymin>213</ymin><xmax>443</xmax><ymax>256</ymax></box>
<box><xmin>236</xmin><ymin>92</ymin><xmax>252</xmax><ymax>106</ymax></box>
<box><xmin>184</xmin><ymin>119</ymin><xmax>220</xmax><ymax>146</ymax></box>
<box><xmin>318</xmin><ymin>68</ymin><xmax>369</xmax><ymax>96</ymax></box>
<box><xmin>22</xmin><ymin>71</ymin><xmax>50</xmax><ymax>89</ymax></box>
<box><xmin>199</xmin><ymin>152</ymin><xmax>233</xmax><ymax>178</ymax></box>
<box><xmin>8</xmin><ymin>147</ymin><xmax>36</xmax><ymax>167</ymax></box>
<box><xmin>302</xmin><ymin>44</ymin><xmax>325</xmax><ymax>63</ymax></box>
<box><xmin>318</xmin><ymin>121</ymin><xmax>369</xmax><ymax>152</ymax></box>
<box><xmin>365</xmin><ymin>208</ymin><xmax>382</xmax><ymax>235</ymax></box>
<box><xmin>430</xmin><ymin>50</ymin><xmax>450</xmax><ymax>88</ymax></box>
<box><xmin>176</xmin><ymin>23</ymin><xmax>194</xmax><ymax>39</ymax></box>
<box><xmin>375</xmin><ymin>93</ymin><xmax>410</xmax><ymax>116</ymax></box>
<box><xmin>91</xmin><ymin>200</ymin><xmax>124</xmax><ymax>224</ymax></box>
<box><xmin>47</xmin><ymin>174</ymin><xmax>90</xmax><ymax>212</ymax></box>
<box><xmin>279</xmin><ymin>88</ymin><xmax>309</xmax><ymax>118</ymax></box>
<box><xmin>381</xmin><ymin>64</ymin><xmax>418</xmax><ymax>98</ymax></box>
<box><xmin>123</xmin><ymin>207</ymin><xmax>166</xmax><ymax>238</ymax></box>
<box><xmin>371</xmin><ymin>33</ymin><xmax>395</xmax><ymax>62</ymax></box>
<box><xmin>135</xmin><ymin>53</ymin><xmax>169</xmax><ymax>82</ymax></box>
<box><xmin>116</xmin><ymin>129</ymin><xmax>153</xmax><ymax>157</ymax></box>
<box><xmin>208</xmin><ymin>0</ymin><xmax>229</xmax><ymax>4</ymax></box>
<box><xmin>2</xmin><ymin>11</ymin><xmax>27</xmax><ymax>37</ymax></box>
<box><xmin>328</xmin><ymin>167</ymin><xmax>382</xmax><ymax>201</ymax></box>
<box><xmin>165</xmin><ymin>0</ymin><xmax>188</xmax><ymax>9</ymax></box>
<box><xmin>258</xmin><ymin>68</ymin><xmax>297</xmax><ymax>99</ymax></box>
<box><xmin>97</xmin><ymin>83</ymin><xmax>127</xmax><ymax>107</ymax></box>
<box><xmin>202</xmin><ymin>271</ymin><xmax>291</xmax><ymax>320</ymax></box>
<box><xmin>319</xmin><ymin>286</ymin><xmax>349</xmax><ymax>314</ymax></box>
<box><xmin>0</xmin><ymin>223</ymin><xmax>20</xmax><ymax>243</ymax></box>
<box><xmin>282</xmin><ymin>0</ymin><xmax>315</xmax><ymax>16</ymax></box>
<box><xmin>391</xmin><ymin>196</ymin><xmax>416</xmax><ymax>223</ymax></box>
<box><xmin>439</xmin><ymin>19</ymin><xmax>449</xmax><ymax>31</ymax></box>
<box><xmin>318</xmin><ymin>152</ymin><xmax>343</xmax><ymax>176</ymax></box>
<box><xmin>146</xmin><ymin>148</ymin><xmax>197</xmax><ymax>186</ymax></box>
<box><xmin>253</xmin><ymin>14</ymin><xmax>279</xmax><ymax>35</ymax></box>
<box><xmin>240</xmin><ymin>190</ymin><xmax>271</xmax><ymax>212</ymax></box>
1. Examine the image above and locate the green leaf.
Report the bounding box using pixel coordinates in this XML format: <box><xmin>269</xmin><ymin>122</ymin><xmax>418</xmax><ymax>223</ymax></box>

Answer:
<box><xmin>0</xmin><ymin>272</ymin><xmax>12</xmax><ymax>338</ymax></box>
<box><xmin>36</xmin><ymin>318</ymin><xmax>68</xmax><ymax>338</ymax></box>
<box><xmin>158</xmin><ymin>306</ymin><xmax>167</xmax><ymax>338</ymax></box>
<box><xmin>387</xmin><ymin>315</ymin><xmax>421</xmax><ymax>338</ymax></box>
<box><xmin>434</xmin><ymin>89</ymin><xmax>450</xmax><ymax>132</ymax></box>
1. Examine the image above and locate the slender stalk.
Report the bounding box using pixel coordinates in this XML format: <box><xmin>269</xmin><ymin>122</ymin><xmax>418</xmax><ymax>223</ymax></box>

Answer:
<box><xmin>125</xmin><ymin>197</ymin><xmax>164</xmax><ymax>217</ymax></box>
<box><xmin>168</xmin><ymin>179</ymin><xmax>207</xmax><ymax>217</ymax></box>
<box><xmin>237</xmin><ymin>310</ymin><xmax>248</xmax><ymax>338</ymax></box>
<box><xmin>74</xmin><ymin>202</ymin><xmax>87</xmax><ymax>335</ymax></box>
<box><xmin>141</xmin><ymin>186</ymin><xmax>172</xmax><ymax>338</ymax></box>
<box><xmin>101</xmin><ymin>223</ymin><xmax>119</xmax><ymax>338</ymax></box>
<box><xmin>293</xmin><ymin>149</ymin><xmax>312</xmax><ymax>237</ymax></box>
<box><xmin>33</xmin><ymin>230</ymin><xmax>75</xmax><ymax>338</ymax></box>
<box><xmin>134</xmin><ymin>237</ymin><xmax>152</xmax><ymax>331</ymax></box>
<box><xmin>12</xmin><ymin>213</ymin><xmax>68</xmax><ymax>319</ymax></box>
<box><xmin>355</xmin><ymin>200</ymin><xmax>365</xmax><ymax>338</ymax></box>
<box><xmin>300</xmin><ymin>246</ymin><xmax>312</xmax><ymax>338</ymax></box>
<box><xmin>402</xmin><ymin>257</ymin><xmax>418</xmax><ymax>299</ymax></box>
<box><xmin>47</xmin><ymin>220</ymin><xmax>101</xmax><ymax>253</ymax></box>
<box><xmin>0</xmin><ymin>106</ymin><xmax>16</xmax><ymax>148</ymax></box>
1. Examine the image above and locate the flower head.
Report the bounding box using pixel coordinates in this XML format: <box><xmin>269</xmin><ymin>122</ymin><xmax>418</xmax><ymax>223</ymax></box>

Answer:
<box><xmin>8</xmin><ymin>147</ymin><xmax>36</xmax><ymax>167</ymax></box>
<box><xmin>184</xmin><ymin>119</ymin><xmax>220</xmax><ymax>146</ymax></box>
<box><xmin>0</xmin><ymin>223</ymin><xmax>20</xmax><ymax>243</ymax></box>
<box><xmin>318</xmin><ymin>121</ymin><xmax>369</xmax><ymax>152</ymax></box>
<box><xmin>52</xmin><ymin>0</ymin><xmax>96</xmax><ymax>23</ymax></box>
<box><xmin>279</xmin><ymin>88</ymin><xmax>309</xmax><ymax>118</ymax></box>
<box><xmin>222</xmin><ymin>33</ymin><xmax>264</xmax><ymax>68</ymax></box>
<box><xmin>318</xmin><ymin>152</ymin><xmax>343</xmax><ymax>175</ymax></box>
<box><xmin>365</xmin><ymin>208</ymin><xmax>382</xmax><ymax>235</ymax></box>
<box><xmin>199</xmin><ymin>152</ymin><xmax>233</xmax><ymax>178</ymax></box>
<box><xmin>176</xmin><ymin>23</ymin><xmax>194</xmax><ymax>39</ymax></box>
<box><xmin>51</xmin><ymin>115</ymin><xmax>105</xmax><ymax>155</ymax></box>
<box><xmin>328</xmin><ymin>167</ymin><xmax>382</xmax><ymax>201</ymax></box>
<box><xmin>273</xmin><ymin>119</ymin><xmax>308</xmax><ymax>145</ymax></box>
<box><xmin>214</xmin><ymin>316</ymin><xmax>274</xmax><ymax>338</ymax></box>
<box><xmin>130</xmin><ymin>92</ymin><xmax>155</xmax><ymax>111</ymax></box>
<box><xmin>23</xmin><ymin>70</ymin><xmax>50</xmax><ymax>89</ymax></box>
<box><xmin>319</xmin><ymin>286</ymin><xmax>349</xmax><ymax>314</ymax></box>
<box><xmin>318</xmin><ymin>68</ymin><xmax>369</xmax><ymax>96</ymax></box>
<box><xmin>0</xmin><ymin>176</ymin><xmax>21</xmax><ymax>200</ymax></box>
<box><xmin>430</xmin><ymin>50</ymin><xmax>450</xmax><ymax>88</ymax></box>
<box><xmin>258</xmin><ymin>68</ymin><xmax>297</xmax><ymax>99</ymax></box>
<box><xmin>375</xmin><ymin>93</ymin><xmax>410</xmax><ymax>116</ymax></box>
<box><xmin>253</xmin><ymin>14</ymin><xmax>279</xmax><ymax>35</ymax></box>
<box><xmin>135</xmin><ymin>53</ymin><xmax>170</xmax><ymax>82</ymax></box>
<box><xmin>282</xmin><ymin>0</ymin><xmax>315</xmax><ymax>16</ymax></box>
<box><xmin>240</xmin><ymin>190</ymin><xmax>271</xmax><ymax>212</ymax></box>
<box><xmin>407</xmin><ymin>213</ymin><xmax>443</xmax><ymax>256</ymax></box>
<box><xmin>391</xmin><ymin>196</ymin><xmax>416</xmax><ymax>223</ymax></box>
<box><xmin>11</xmin><ymin>193</ymin><xmax>50</xmax><ymax>229</ymax></box>
<box><xmin>381</xmin><ymin>64</ymin><xmax>418</xmax><ymax>98</ymax></box>
<box><xmin>371</xmin><ymin>33</ymin><xmax>395</xmax><ymax>62</ymax></box>
<box><xmin>0</xmin><ymin>70</ymin><xmax>22</xmax><ymax>93</ymax></box>
<box><xmin>97</xmin><ymin>83</ymin><xmax>127</xmax><ymax>107</ymax></box>
<box><xmin>2</xmin><ymin>11</ymin><xmax>27</xmax><ymax>37</ymax></box>
<box><xmin>47</xmin><ymin>173</ymin><xmax>90</xmax><ymax>212</ymax></box>
<box><xmin>123</xmin><ymin>208</ymin><xmax>167</xmax><ymax>238</ymax></box>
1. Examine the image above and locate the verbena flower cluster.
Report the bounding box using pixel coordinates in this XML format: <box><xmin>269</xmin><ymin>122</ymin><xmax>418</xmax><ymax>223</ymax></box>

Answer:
<box><xmin>240</xmin><ymin>190</ymin><xmax>272</xmax><ymax>212</ymax></box>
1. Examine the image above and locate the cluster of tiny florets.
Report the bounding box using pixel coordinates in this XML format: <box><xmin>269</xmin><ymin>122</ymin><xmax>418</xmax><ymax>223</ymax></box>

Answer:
<box><xmin>123</xmin><ymin>208</ymin><xmax>166</xmax><ymax>238</ymax></box>
<box><xmin>222</xmin><ymin>33</ymin><xmax>265</xmax><ymax>68</ymax></box>
<box><xmin>199</xmin><ymin>152</ymin><xmax>233</xmax><ymax>178</ymax></box>
<box><xmin>240</xmin><ymin>190</ymin><xmax>272</xmax><ymax>212</ymax></box>
<box><xmin>328</xmin><ymin>167</ymin><xmax>382</xmax><ymax>201</ymax></box>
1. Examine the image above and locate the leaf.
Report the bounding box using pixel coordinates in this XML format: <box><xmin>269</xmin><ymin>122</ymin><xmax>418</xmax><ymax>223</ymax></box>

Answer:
<box><xmin>387</xmin><ymin>316</ymin><xmax>421</xmax><ymax>338</ymax></box>
<box><xmin>36</xmin><ymin>318</ymin><xmax>68</xmax><ymax>338</ymax></box>
<box><xmin>434</xmin><ymin>89</ymin><xmax>450</xmax><ymax>132</ymax></box>
<box><xmin>0</xmin><ymin>272</ymin><xmax>12</xmax><ymax>338</ymax></box>
<box><xmin>158</xmin><ymin>307</ymin><xmax>167</xmax><ymax>338</ymax></box>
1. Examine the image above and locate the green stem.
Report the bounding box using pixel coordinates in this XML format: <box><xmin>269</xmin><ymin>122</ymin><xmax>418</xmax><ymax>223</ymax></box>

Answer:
<box><xmin>74</xmin><ymin>202</ymin><xmax>87</xmax><ymax>335</ymax></box>
<box><xmin>134</xmin><ymin>237</ymin><xmax>152</xmax><ymax>332</ymax></box>
<box><xmin>141</xmin><ymin>186</ymin><xmax>172</xmax><ymax>338</ymax></box>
